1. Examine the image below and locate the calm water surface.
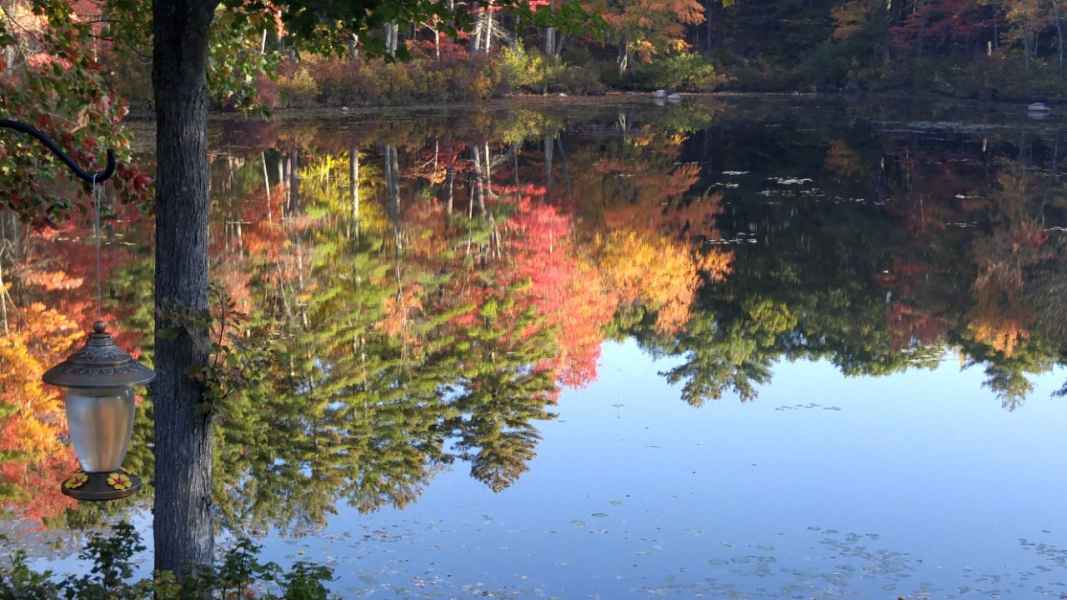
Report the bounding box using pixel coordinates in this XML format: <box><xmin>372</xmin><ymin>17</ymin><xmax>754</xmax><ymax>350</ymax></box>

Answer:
<box><xmin>3</xmin><ymin>98</ymin><xmax>1067</xmax><ymax>598</ymax></box>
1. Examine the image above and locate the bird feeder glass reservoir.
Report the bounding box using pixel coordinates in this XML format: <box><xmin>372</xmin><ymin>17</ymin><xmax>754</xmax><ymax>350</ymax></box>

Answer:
<box><xmin>42</xmin><ymin>321</ymin><xmax>154</xmax><ymax>501</ymax></box>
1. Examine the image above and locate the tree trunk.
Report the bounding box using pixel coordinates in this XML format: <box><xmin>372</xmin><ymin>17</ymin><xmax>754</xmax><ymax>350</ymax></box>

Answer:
<box><xmin>545</xmin><ymin>27</ymin><xmax>556</xmax><ymax>57</ymax></box>
<box><xmin>617</xmin><ymin>40</ymin><xmax>629</xmax><ymax>76</ymax></box>
<box><xmin>385</xmin><ymin>22</ymin><xmax>399</xmax><ymax>57</ymax></box>
<box><xmin>151</xmin><ymin>0</ymin><xmax>219</xmax><ymax>576</ymax></box>
<box><xmin>469</xmin><ymin>10</ymin><xmax>483</xmax><ymax>54</ymax></box>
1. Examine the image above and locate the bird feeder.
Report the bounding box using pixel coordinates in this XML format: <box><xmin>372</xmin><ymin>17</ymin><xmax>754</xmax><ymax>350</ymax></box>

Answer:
<box><xmin>0</xmin><ymin>118</ymin><xmax>136</xmax><ymax>502</ymax></box>
<box><xmin>43</xmin><ymin>321</ymin><xmax>155</xmax><ymax>501</ymax></box>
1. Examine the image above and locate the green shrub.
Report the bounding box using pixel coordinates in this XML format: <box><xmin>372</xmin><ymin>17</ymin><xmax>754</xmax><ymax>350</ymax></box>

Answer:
<box><xmin>629</xmin><ymin>53</ymin><xmax>721</xmax><ymax>92</ymax></box>
<box><xmin>0</xmin><ymin>522</ymin><xmax>336</xmax><ymax>599</ymax></box>
<box><xmin>547</xmin><ymin>64</ymin><xmax>606</xmax><ymax>95</ymax></box>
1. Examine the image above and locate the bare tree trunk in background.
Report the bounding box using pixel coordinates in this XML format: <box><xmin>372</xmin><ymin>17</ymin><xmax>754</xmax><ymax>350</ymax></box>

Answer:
<box><xmin>470</xmin><ymin>10</ymin><xmax>483</xmax><ymax>54</ymax></box>
<box><xmin>151</xmin><ymin>0</ymin><xmax>219</xmax><ymax>576</ymax></box>
<box><xmin>385</xmin><ymin>22</ymin><xmax>399</xmax><ymax>57</ymax></box>
<box><xmin>545</xmin><ymin>26</ymin><xmax>556</xmax><ymax>57</ymax></box>
<box><xmin>617</xmin><ymin>40</ymin><xmax>629</xmax><ymax>76</ymax></box>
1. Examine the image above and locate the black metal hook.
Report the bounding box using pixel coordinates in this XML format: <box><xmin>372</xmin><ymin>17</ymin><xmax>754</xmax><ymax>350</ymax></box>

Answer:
<box><xmin>0</xmin><ymin>118</ymin><xmax>116</xmax><ymax>183</ymax></box>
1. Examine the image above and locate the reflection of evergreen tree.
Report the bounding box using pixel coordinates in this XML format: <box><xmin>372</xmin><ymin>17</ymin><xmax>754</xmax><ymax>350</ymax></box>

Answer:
<box><xmin>445</xmin><ymin>286</ymin><xmax>558</xmax><ymax>492</ymax></box>
<box><xmin>204</xmin><ymin>149</ymin><xmax>562</xmax><ymax>532</ymax></box>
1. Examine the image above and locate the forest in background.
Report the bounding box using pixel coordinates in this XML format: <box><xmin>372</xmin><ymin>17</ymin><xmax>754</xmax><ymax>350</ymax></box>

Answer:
<box><xmin>102</xmin><ymin>0</ymin><xmax>1067</xmax><ymax>108</ymax></box>
<box><xmin>7</xmin><ymin>1</ymin><xmax>1067</xmax><ymax>113</ymax></box>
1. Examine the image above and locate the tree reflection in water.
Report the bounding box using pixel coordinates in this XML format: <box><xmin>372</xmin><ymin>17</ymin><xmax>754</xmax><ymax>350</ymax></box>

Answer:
<box><xmin>2</xmin><ymin>102</ymin><xmax>1066</xmax><ymax>546</ymax></box>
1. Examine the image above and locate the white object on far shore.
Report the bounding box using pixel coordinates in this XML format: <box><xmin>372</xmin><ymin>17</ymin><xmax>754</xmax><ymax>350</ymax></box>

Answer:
<box><xmin>1028</xmin><ymin>102</ymin><xmax>1051</xmax><ymax>113</ymax></box>
<box><xmin>667</xmin><ymin>93</ymin><xmax>683</xmax><ymax>103</ymax></box>
<box><xmin>653</xmin><ymin>89</ymin><xmax>667</xmax><ymax>98</ymax></box>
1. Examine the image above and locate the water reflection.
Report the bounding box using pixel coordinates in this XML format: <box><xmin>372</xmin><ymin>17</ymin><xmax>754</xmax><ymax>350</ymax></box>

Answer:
<box><xmin>2</xmin><ymin>102</ymin><xmax>1066</xmax><ymax>564</ymax></box>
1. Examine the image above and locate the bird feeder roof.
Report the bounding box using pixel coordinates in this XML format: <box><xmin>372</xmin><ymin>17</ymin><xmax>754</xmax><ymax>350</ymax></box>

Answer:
<box><xmin>43</xmin><ymin>322</ymin><xmax>155</xmax><ymax>389</ymax></box>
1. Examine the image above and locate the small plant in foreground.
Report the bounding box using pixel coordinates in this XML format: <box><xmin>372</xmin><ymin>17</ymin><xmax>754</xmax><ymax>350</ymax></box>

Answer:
<box><xmin>0</xmin><ymin>523</ymin><xmax>335</xmax><ymax>599</ymax></box>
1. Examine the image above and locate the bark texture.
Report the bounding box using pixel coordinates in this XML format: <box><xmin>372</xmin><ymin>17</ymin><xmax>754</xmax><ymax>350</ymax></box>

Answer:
<box><xmin>151</xmin><ymin>0</ymin><xmax>219</xmax><ymax>576</ymax></box>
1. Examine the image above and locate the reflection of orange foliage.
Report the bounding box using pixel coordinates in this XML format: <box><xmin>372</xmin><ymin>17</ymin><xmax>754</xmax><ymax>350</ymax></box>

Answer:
<box><xmin>825</xmin><ymin>140</ymin><xmax>863</xmax><ymax>178</ymax></box>
<box><xmin>0</xmin><ymin>303</ymin><xmax>81</xmax><ymax>523</ymax></box>
<box><xmin>595</xmin><ymin>161</ymin><xmax>702</xmax><ymax>212</ymax></box>
<box><xmin>698</xmin><ymin>249</ymin><xmax>734</xmax><ymax>282</ymax></box>
<box><xmin>970</xmin><ymin>315</ymin><xmax>1029</xmax><ymax>357</ymax></box>
<box><xmin>381</xmin><ymin>284</ymin><xmax>425</xmax><ymax>346</ymax></box>
<box><xmin>599</xmin><ymin>230</ymin><xmax>699</xmax><ymax>334</ymax></box>
<box><xmin>968</xmin><ymin>270</ymin><xmax>1032</xmax><ymax>357</ymax></box>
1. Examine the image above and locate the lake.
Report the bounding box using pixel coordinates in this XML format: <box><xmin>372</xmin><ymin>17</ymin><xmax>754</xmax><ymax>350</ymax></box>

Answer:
<box><xmin>2</xmin><ymin>97</ymin><xmax>1067</xmax><ymax>599</ymax></box>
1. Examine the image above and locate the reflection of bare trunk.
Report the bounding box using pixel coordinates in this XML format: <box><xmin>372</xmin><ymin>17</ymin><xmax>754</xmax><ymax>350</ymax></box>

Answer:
<box><xmin>284</xmin><ymin>153</ymin><xmax>292</xmax><ymax>215</ymax></box>
<box><xmin>277</xmin><ymin>157</ymin><xmax>285</xmax><ymax>212</ymax></box>
<box><xmin>0</xmin><ymin>256</ymin><xmax>8</xmax><ymax>335</ymax></box>
<box><xmin>1053</xmin><ymin>0</ymin><xmax>1065</xmax><ymax>73</ymax></box>
<box><xmin>556</xmin><ymin>136</ymin><xmax>571</xmax><ymax>196</ymax></box>
<box><xmin>290</xmin><ymin>149</ymin><xmax>300</xmax><ymax>214</ymax></box>
<box><xmin>384</xmin><ymin>145</ymin><xmax>400</xmax><ymax>222</ymax></box>
<box><xmin>447</xmin><ymin>166</ymin><xmax>455</xmax><ymax>215</ymax></box>
<box><xmin>484</xmin><ymin>142</ymin><xmax>493</xmax><ymax>199</ymax></box>
<box><xmin>472</xmin><ymin>146</ymin><xmax>485</xmax><ymax>214</ymax></box>
<box><xmin>262</xmin><ymin>152</ymin><xmax>272</xmax><ymax>223</ymax></box>
<box><xmin>349</xmin><ymin>146</ymin><xmax>360</xmax><ymax>233</ymax></box>
<box><xmin>544</xmin><ymin>135</ymin><xmax>554</xmax><ymax>196</ymax></box>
